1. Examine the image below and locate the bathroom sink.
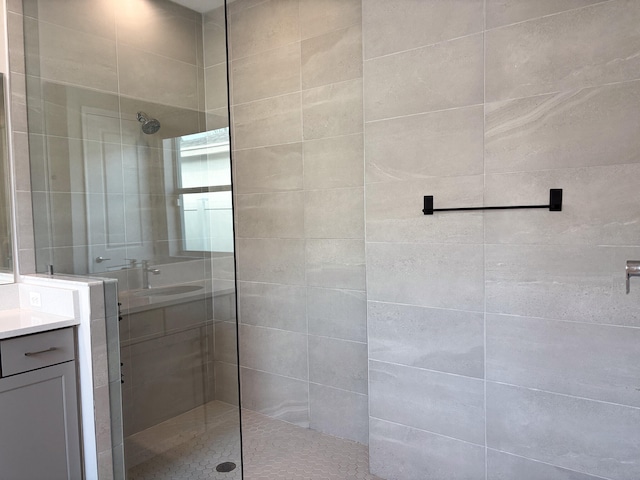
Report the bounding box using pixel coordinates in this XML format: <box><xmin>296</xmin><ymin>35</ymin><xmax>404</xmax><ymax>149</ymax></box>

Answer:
<box><xmin>133</xmin><ymin>285</ymin><xmax>203</xmax><ymax>297</ymax></box>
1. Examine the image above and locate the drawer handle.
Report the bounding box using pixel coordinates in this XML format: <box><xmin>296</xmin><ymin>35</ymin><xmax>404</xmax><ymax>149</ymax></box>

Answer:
<box><xmin>24</xmin><ymin>347</ymin><xmax>58</xmax><ymax>357</ymax></box>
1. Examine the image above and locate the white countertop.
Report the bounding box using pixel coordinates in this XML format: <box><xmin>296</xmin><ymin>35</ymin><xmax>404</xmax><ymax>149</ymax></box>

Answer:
<box><xmin>0</xmin><ymin>309</ymin><xmax>79</xmax><ymax>340</ymax></box>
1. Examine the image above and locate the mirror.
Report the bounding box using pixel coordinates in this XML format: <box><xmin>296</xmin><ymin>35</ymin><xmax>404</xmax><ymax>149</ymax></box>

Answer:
<box><xmin>0</xmin><ymin>73</ymin><xmax>13</xmax><ymax>284</ymax></box>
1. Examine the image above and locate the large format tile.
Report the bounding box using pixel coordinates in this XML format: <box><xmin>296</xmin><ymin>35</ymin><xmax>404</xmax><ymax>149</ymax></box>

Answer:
<box><xmin>363</xmin><ymin>0</ymin><xmax>483</xmax><ymax>59</ymax></box>
<box><xmin>309</xmin><ymin>335</ymin><xmax>367</xmax><ymax>394</ymax></box>
<box><xmin>302</xmin><ymin>79</ymin><xmax>363</xmax><ymax>140</ymax></box>
<box><xmin>365</xmin><ymin>105</ymin><xmax>484</xmax><ymax>183</ymax></box>
<box><xmin>486</xmin><ymin>0</ymin><xmax>603</xmax><ymax>29</ymax></box>
<box><xmin>299</xmin><ymin>0</ymin><xmax>361</xmax><ymax>40</ymax></box>
<box><xmin>240</xmin><ymin>367</ymin><xmax>309</xmax><ymax>427</ymax></box>
<box><xmin>368</xmin><ymin>302</ymin><xmax>484</xmax><ymax>378</ymax></box>
<box><xmin>485</xmin><ymin>81</ymin><xmax>640</xmax><ymax>173</ymax></box>
<box><xmin>239</xmin><ymin>324</ymin><xmax>308</xmax><ymax>380</ymax></box>
<box><xmin>236</xmin><ymin>238</ymin><xmax>306</xmax><ymax>285</ymax></box>
<box><xmin>364</xmin><ymin>34</ymin><xmax>483</xmax><ymax>121</ymax></box>
<box><xmin>365</xmin><ymin>175</ymin><xmax>484</xmax><ymax>244</ymax></box>
<box><xmin>488</xmin><ymin>449</ymin><xmax>606</xmax><ymax>480</ymax></box>
<box><xmin>305</xmin><ymin>239</ymin><xmax>366</xmax><ymax>290</ymax></box>
<box><xmin>309</xmin><ymin>383</ymin><xmax>368</xmax><ymax>445</ymax></box>
<box><xmin>301</xmin><ymin>24</ymin><xmax>362</xmax><ymax>89</ymax></box>
<box><xmin>486</xmin><ymin>0</ymin><xmax>640</xmax><ymax>102</ymax></box>
<box><xmin>304</xmin><ymin>187</ymin><xmax>364</xmax><ymax>239</ymax></box>
<box><xmin>486</xmin><ymin>244</ymin><xmax>640</xmax><ymax>326</ymax></box>
<box><xmin>232</xmin><ymin>43</ymin><xmax>301</xmax><ymax>104</ymax></box>
<box><xmin>233</xmin><ymin>93</ymin><xmax>302</xmax><ymax>149</ymax></box>
<box><xmin>229</xmin><ymin>0</ymin><xmax>299</xmax><ymax>60</ymax></box>
<box><xmin>118</xmin><ymin>45</ymin><xmax>198</xmax><ymax>110</ymax></box>
<box><xmin>369</xmin><ymin>360</ymin><xmax>485</xmax><ymax>445</ymax></box>
<box><xmin>307</xmin><ymin>287</ymin><xmax>366</xmax><ymax>343</ymax></box>
<box><xmin>203</xmin><ymin>7</ymin><xmax>227</xmax><ymax>67</ymax></box>
<box><xmin>25</xmin><ymin>19</ymin><xmax>118</xmax><ymax>92</ymax></box>
<box><xmin>369</xmin><ymin>418</ymin><xmax>486</xmax><ymax>480</ymax></box>
<box><xmin>238</xmin><ymin>281</ymin><xmax>306</xmax><ymax>333</ymax></box>
<box><xmin>234</xmin><ymin>143</ymin><xmax>303</xmax><ymax>194</ymax></box>
<box><xmin>204</xmin><ymin>63</ymin><xmax>228</xmax><ymax>111</ymax></box>
<box><xmin>116</xmin><ymin>3</ymin><xmax>199</xmax><ymax>65</ymax></box>
<box><xmin>487</xmin><ymin>314</ymin><xmax>640</xmax><ymax>407</ymax></box>
<box><xmin>367</xmin><ymin>242</ymin><xmax>484</xmax><ymax>311</ymax></box>
<box><xmin>487</xmin><ymin>382</ymin><xmax>640</xmax><ymax>480</ymax></box>
<box><xmin>235</xmin><ymin>191</ymin><xmax>305</xmax><ymax>238</ymax></box>
<box><xmin>303</xmin><ymin>134</ymin><xmax>363</xmax><ymax>189</ymax></box>
<box><xmin>23</xmin><ymin>0</ymin><xmax>116</xmax><ymax>39</ymax></box>
<box><xmin>484</xmin><ymin>164</ymin><xmax>640</xmax><ymax>246</ymax></box>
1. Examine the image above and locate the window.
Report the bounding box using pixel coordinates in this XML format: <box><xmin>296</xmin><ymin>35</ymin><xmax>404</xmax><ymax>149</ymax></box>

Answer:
<box><xmin>171</xmin><ymin>129</ymin><xmax>234</xmax><ymax>253</ymax></box>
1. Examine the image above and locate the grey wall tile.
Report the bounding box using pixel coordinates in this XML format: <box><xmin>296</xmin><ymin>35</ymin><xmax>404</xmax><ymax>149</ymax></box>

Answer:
<box><xmin>369</xmin><ymin>302</ymin><xmax>484</xmax><ymax>378</ymax></box>
<box><xmin>370</xmin><ymin>360</ymin><xmax>485</xmax><ymax>445</ymax></box>
<box><xmin>363</xmin><ymin>0</ymin><xmax>484</xmax><ymax>59</ymax></box>
<box><xmin>26</xmin><ymin>20</ymin><xmax>118</xmax><ymax>92</ymax></box>
<box><xmin>239</xmin><ymin>325</ymin><xmax>308</xmax><ymax>380</ymax></box>
<box><xmin>488</xmin><ymin>449</ymin><xmax>606</xmax><ymax>480</ymax></box>
<box><xmin>235</xmin><ymin>192</ymin><xmax>305</xmax><ymax>238</ymax></box>
<box><xmin>299</xmin><ymin>0</ymin><xmax>361</xmax><ymax>40</ymax></box>
<box><xmin>302</xmin><ymin>78</ymin><xmax>363</xmax><ymax>140</ymax></box>
<box><xmin>305</xmin><ymin>239</ymin><xmax>366</xmax><ymax>290</ymax></box>
<box><xmin>238</xmin><ymin>281</ymin><xmax>306</xmax><ymax>333</ymax></box>
<box><xmin>309</xmin><ymin>335</ymin><xmax>367</xmax><ymax>394</ymax></box>
<box><xmin>204</xmin><ymin>8</ymin><xmax>227</xmax><ymax>67</ymax></box>
<box><xmin>484</xmin><ymin>165</ymin><xmax>640</xmax><ymax>246</ymax></box>
<box><xmin>215</xmin><ymin>321</ymin><xmax>237</xmax><ymax>365</ymax></box>
<box><xmin>367</xmin><ymin>242</ymin><xmax>484</xmax><ymax>311</ymax></box>
<box><xmin>234</xmin><ymin>143</ymin><xmax>303</xmax><ymax>194</ymax></box>
<box><xmin>303</xmin><ymin>134</ymin><xmax>363</xmax><ymax>190</ymax></box>
<box><xmin>485</xmin><ymin>81</ymin><xmax>640</xmax><ymax>173</ymax></box>
<box><xmin>8</xmin><ymin>12</ymin><xmax>26</xmax><ymax>75</ymax></box>
<box><xmin>364</xmin><ymin>34</ymin><xmax>483</xmax><ymax>121</ymax></box>
<box><xmin>365</xmin><ymin>105</ymin><xmax>484</xmax><ymax>183</ymax></box>
<box><xmin>365</xmin><ymin>175</ymin><xmax>484</xmax><ymax>244</ymax></box>
<box><xmin>304</xmin><ymin>187</ymin><xmax>364</xmax><ymax>239</ymax></box>
<box><xmin>236</xmin><ymin>238</ymin><xmax>306</xmax><ymax>285</ymax></box>
<box><xmin>118</xmin><ymin>45</ymin><xmax>198</xmax><ymax>109</ymax></box>
<box><xmin>301</xmin><ymin>24</ymin><xmax>362</xmax><ymax>89</ymax></box>
<box><xmin>307</xmin><ymin>287</ymin><xmax>366</xmax><ymax>342</ymax></box>
<box><xmin>232</xmin><ymin>43</ymin><xmax>301</xmax><ymax>104</ymax></box>
<box><xmin>205</xmin><ymin>63</ymin><xmax>229</xmax><ymax>111</ymax></box>
<box><xmin>229</xmin><ymin>0</ymin><xmax>299</xmax><ymax>60</ymax></box>
<box><xmin>487</xmin><ymin>314</ymin><xmax>640</xmax><ymax>408</ymax></box>
<box><xmin>233</xmin><ymin>93</ymin><xmax>302</xmax><ymax>149</ymax></box>
<box><xmin>486</xmin><ymin>244</ymin><xmax>640</xmax><ymax>326</ymax></box>
<box><xmin>487</xmin><ymin>382</ymin><xmax>640</xmax><ymax>479</ymax></box>
<box><xmin>486</xmin><ymin>0</ymin><xmax>603</xmax><ymax>29</ymax></box>
<box><xmin>240</xmin><ymin>367</ymin><xmax>309</xmax><ymax>427</ymax></box>
<box><xmin>370</xmin><ymin>418</ymin><xmax>486</xmax><ymax>480</ymax></box>
<box><xmin>116</xmin><ymin>6</ymin><xmax>199</xmax><ymax>65</ymax></box>
<box><xmin>486</xmin><ymin>0</ymin><xmax>640</xmax><ymax>102</ymax></box>
<box><xmin>215</xmin><ymin>361</ymin><xmax>240</xmax><ymax>405</ymax></box>
<box><xmin>23</xmin><ymin>0</ymin><xmax>116</xmax><ymax>39</ymax></box>
<box><xmin>309</xmin><ymin>383</ymin><xmax>368</xmax><ymax>444</ymax></box>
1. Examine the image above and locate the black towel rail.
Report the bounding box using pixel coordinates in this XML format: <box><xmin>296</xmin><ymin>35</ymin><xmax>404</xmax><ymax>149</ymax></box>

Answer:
<box><xmin>423</xmin><ymin>189</ymin><xmax>562</xmax><ymax>215</ymax></box>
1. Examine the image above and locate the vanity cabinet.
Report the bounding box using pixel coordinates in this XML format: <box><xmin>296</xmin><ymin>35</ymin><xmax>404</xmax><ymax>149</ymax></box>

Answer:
<box><xmin>0</xmin><ymin>327</ymin><xmax>82</xmax><ymax>480</ymax></box>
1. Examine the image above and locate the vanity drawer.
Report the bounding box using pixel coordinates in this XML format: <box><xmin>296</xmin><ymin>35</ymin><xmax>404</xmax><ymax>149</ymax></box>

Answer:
<box><xmin>0</xmin><ymin>328</ymin><xmax>75</xmax><ymax>377</ymax></box>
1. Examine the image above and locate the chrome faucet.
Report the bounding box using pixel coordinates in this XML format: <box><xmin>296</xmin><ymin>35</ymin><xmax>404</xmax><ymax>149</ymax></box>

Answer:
<box><xmin>141</xmin><ymin>260</ymin><xmax>160</xmax><ymax>289</ymax></box>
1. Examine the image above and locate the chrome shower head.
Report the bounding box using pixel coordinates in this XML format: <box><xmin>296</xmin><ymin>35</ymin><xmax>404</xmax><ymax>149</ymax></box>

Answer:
<box><xmin>137</xmin><ymin>111</ymin><xmax>161</xmax><ymax>135</ymax></box>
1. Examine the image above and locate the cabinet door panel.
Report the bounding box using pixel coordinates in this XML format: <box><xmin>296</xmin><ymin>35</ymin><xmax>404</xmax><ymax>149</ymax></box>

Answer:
<box><xmin>0</xmin><ymin>362</ymin><xmax>82</xmax><ymax>480</ymax></box>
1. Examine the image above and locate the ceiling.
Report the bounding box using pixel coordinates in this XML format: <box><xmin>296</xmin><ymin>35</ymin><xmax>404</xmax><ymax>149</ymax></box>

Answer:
<box><xmin>170</xmin><ymin>0</ymin><xmax>226</xmax><ymax>13</ymax></box>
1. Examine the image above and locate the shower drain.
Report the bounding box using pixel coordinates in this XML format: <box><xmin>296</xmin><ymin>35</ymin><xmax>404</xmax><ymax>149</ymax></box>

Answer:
<box><xmin>215</xmin><ymin>462</ymin><xmax>237</xmax><ymax>473</ymax></box>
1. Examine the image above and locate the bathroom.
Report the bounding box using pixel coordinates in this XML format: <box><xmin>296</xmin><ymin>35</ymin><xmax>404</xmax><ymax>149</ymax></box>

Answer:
<box><xmin>1</xmin><ymin>0</ymin><xmax>640</xmax><ymax>479</ymax></box>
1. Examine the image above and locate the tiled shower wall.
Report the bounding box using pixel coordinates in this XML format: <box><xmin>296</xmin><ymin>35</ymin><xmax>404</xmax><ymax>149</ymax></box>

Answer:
<box><xmin>363</xmin><ymin>1</ymin><xmax>640</xmax><ymax>479</ymax></box>
<box><xmin>227</xmin><ymin>0</ymin><xmax>369</xmax><ymax>444</ymax></box>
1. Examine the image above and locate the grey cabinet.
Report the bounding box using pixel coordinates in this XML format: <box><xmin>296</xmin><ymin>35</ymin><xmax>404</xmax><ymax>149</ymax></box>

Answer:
<box><xmin>0</xmin><ymin>328</ymin><xmax>82</xmax><ymax>480</ymax></box>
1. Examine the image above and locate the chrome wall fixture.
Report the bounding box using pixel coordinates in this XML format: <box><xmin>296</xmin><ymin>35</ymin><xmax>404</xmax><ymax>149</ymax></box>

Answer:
<box><xmin>422</xmin><ymin>188</ymin><xmax>563</xmax><ymax>215</ymax></box>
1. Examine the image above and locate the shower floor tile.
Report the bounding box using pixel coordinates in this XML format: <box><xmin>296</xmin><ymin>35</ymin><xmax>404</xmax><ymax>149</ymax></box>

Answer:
<box><xmin>126</xmin><ymin>402</ymin><xmax>382</xmax><ymax>480</ymax></box>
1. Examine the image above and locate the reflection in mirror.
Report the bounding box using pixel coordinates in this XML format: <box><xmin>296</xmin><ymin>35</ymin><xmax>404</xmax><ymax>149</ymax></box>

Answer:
<box><xmin>0</xmin><ymin>73</ymin><xmax>13</xmax><ymax>284</ymax></box>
